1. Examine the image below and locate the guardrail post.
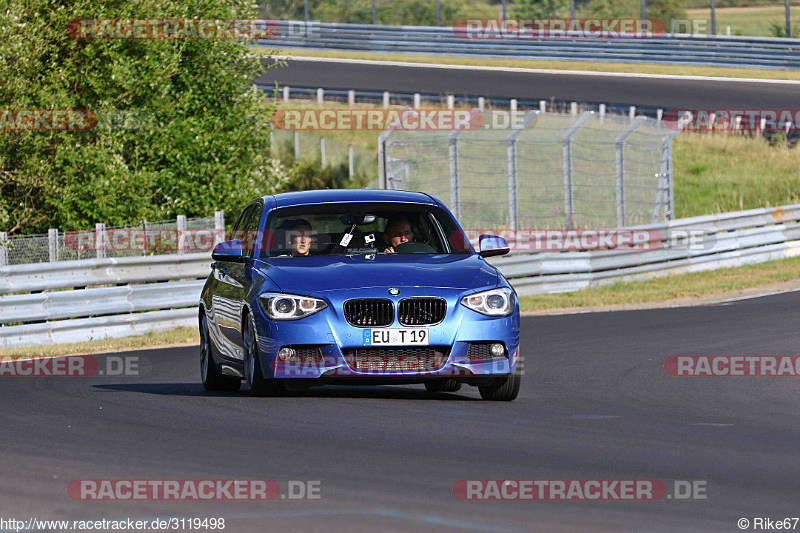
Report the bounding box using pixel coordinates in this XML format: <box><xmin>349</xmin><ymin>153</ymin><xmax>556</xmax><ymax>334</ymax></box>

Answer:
<box><xmin>449</xmin><ymin>129</ymin><xmax>462</xmax><ymax>220</ymax></box>
<box><xmin>562</xmin><ymin>112</ymin><xmax>593</xmax><ymax>230</ymax></box>
<box><xmin>320</xmin><ymin>137</ymin><xmax>326</xmax><ymax>169</ymax></box>
<box><xmin>48</xmin><ymin>229</ymin><xmax>59</xmax><ymax>262</ymax></box>
<box><xmin>214</xmin><ymin>211</ymin><xmax>225</xmax><ymax>244</ymax></box>
<box><xmin>478</xmin><ymin>97</ymin><xmax>485</xmax><ymax>111</ymax></box>
<box><xmin>510</xmin><ymin>99</ymin><xmax>517</xmax><ymax>112</ymax></box>
<box><xmin>348</xmin><ymin>90</ymin><xmax>355</xmax><ymax>106</ymax></box>
<box><xmin>177</xmin><ymin>215</ymin><xmax>187</xmax><ymax>255</ymax></box>
<box><xmin>96</xmin><ymin>223</ymin><xmax>106</xmax><ymax>259</ymax></box>
<box><xmin>599</xmin><ymin>104</ymin><xmax>606</xmax><ymax>121</ymax></box>
<box><xmin>539</xmin><ymin>100</ymin><xmax>546</xmax><ymax>113</ymax></box>
<box><xmin>414</xmin><ymin>93</ymin><xmax>421</xmax><ymax>109</ymax></box>
<box><xmin>294</xmin><ymin>131</ymin><xmax>300</xmax><ymax>161</ymax></box>
<box><xmin>317</xmin><ymin>88</ymin><xmax>324</xmax><ymax>105</ymax></box>
<box><xmin>507</xmin><ymin>111</ymin><xmax>539</xmax><ymax>234</ymax></box>
<box><xmin>570</xmin><ymin>102</ymin><xmax>577</xmax><ymax>115</ymax></box>
<box><xmin>348</xmin><ymin>144</ymin><xmax>354</xmax><ymax>180</ymax></box>
<box><xmin>629</xmin><ymin>106</ymin><xmax>636</xmax><ymax>120</ymax></box>
<box><xmin>447</xmin><ymin>95</ymin><xmax>455</xmax><ymax>110</ymax></box>
<box><xmin>283</xmin><ymin>86</ymin><xmax>290</xmax><ymax>102</ymax></box>
<box><xmin>615</xmin><ymin>117</ymin><xmax>647</xmax><ymax>227</ymax></box>
<box><xmin>383</xmin><ymin>91</ymin><xmax>390</xmax><ymax>109</ymax></box>
<box><xmin>0</xmin><ymin>232</ymin><xmax>7</xmax><ymax>266</ymax></box>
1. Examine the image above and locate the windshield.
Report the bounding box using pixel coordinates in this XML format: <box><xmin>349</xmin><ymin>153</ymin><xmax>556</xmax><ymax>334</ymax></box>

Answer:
<box><xmin>259</xmin><ymin>202</ymin><xmax>472</xmax><ymax>258</ymax></box>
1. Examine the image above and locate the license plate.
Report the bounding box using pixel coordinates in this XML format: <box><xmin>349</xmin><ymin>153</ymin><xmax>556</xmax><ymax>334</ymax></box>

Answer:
<box><xmin>363</xmin><ymin>328</ymin><xmax>429</xmax><ymax>346</ymax></box>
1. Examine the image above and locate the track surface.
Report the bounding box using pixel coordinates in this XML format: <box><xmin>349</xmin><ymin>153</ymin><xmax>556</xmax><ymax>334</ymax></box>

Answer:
<box><xmin>1</xmin><ymin>292</ymin><xmax>798</xmax><ymax>532</ymax></box>
<box><xmin>256</xmin><ymin>57</ymin><xmax>800</xmax><ymax>109</ymax></box>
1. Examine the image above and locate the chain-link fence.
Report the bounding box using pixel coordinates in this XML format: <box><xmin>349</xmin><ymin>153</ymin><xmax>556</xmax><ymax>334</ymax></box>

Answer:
<box><xmin>0</xmin><ymin>214</ymin><xmax>222</xmax><ymax>267</ymax></box>
<box><xmin>271</xmin><ymin>130</ymin><xmax>378</xmax><ymax>184</ymax></box>
<box><xmin>380</xmin><ymin>110</ymin><xmax>678</xmax><ymax>231</ymax></box>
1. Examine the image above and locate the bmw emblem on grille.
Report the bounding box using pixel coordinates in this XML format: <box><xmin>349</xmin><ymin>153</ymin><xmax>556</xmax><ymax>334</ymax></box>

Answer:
<box><xmin>388</xmin><ymin>288</ymin><xmax>400</xmax><ymax>296</ymax></box>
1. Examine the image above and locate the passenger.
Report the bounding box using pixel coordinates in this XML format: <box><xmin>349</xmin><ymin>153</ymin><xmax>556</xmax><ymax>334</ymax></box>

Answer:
<box><xmin>284</xmin><ymin>219</ymin><xmax>313</xmax><ymax>256</ymax></box>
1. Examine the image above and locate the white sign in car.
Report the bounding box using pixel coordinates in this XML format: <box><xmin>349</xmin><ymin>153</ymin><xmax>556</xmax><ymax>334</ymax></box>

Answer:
<box><xmin>363</xmin><ymin>328</ymin><xmax>429</xmax><ymax>346</ymax></box>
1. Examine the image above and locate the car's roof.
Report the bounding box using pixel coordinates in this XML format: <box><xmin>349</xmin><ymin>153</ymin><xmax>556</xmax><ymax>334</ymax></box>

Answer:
<box><xmin>265</xmin><ymin>189</ymin><xmax>439</xmax><ymax>209</ymax></box>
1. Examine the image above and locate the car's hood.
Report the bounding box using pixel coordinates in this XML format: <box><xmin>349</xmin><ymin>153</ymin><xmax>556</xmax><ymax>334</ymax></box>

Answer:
<box><xmin>255</xmin><ymin>254</ymin><xmax>498</xmax><ymax>294</ymax></box>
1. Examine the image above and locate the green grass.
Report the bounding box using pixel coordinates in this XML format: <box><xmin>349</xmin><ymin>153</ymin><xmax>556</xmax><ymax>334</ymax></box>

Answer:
<box><xmin>686</xmin><ymin>5</ymin><xmax>800</xmax><ymax>37</ymax></box>
<box><xmin>673</xmin><ymin>132</ymin><xmax>800</xmax><ymax>217</ymax></box>
<box><xmin>259</xmin><ymin>48</ymin><xmax>800</xmax><ymax>81</ymax></box>
<box><xmin>0</xmin><ymin>327</ymin><xmax>198</xmax><ymax>359</ymax></box>
<box><xmin>518</xmin><ymin>254</ymin><xmax>800</xmax><ymax>311</ymax></box>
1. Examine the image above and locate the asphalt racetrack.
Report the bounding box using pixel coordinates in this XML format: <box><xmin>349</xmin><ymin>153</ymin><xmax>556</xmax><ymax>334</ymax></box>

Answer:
<box><xmin>1</xmin><ymin>292</ymin><xmax>797</xmax><ymax>532</ymax></box>
<box><xmin>256</xmin><ymin>57</ymin><xmax>800</xmax><ymax>110</ymax></box>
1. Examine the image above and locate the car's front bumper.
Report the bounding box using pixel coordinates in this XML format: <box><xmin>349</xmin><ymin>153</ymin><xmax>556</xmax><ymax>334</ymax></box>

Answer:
<box><xmin>251</xmin><ymin>286</ymin><xmax>521</xmax><ymax>382</ymax></box>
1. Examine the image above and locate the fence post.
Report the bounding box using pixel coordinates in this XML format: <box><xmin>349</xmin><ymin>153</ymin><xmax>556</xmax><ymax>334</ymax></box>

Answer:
<box><xmin>507</xmin><ymin>111</ymin><xmax>539</xmax><ymax>234</ymax></box>
<box><xmin>562</xmin><ymin>112</ymin><xmax>593</xmax><ymax>230</ymax></box>
<box><xmin>0</xmin><ymin>232</ymin><xmax>7</xmax><ymax>266</ymax></box>
<box><xmin>214</xmin><ymin>210</ymin><xmax>225</xmax><ymax>244</ymax></box>
<box><xmin>48</xmin><ymin>228</ymin><xmax>59</xmax><ymax>262</ymax></box>
<box><xmin>142</xmin><ymin>220</ymin><xmax>149</xmax><ymax>255</ymax></box>
<box><xmin>320</xmin><ymin>137</ymin><xmax>326</xmax><ymax>169</ymax></box>
<box><xmin>449</xmin><ymin>129</ymin><xmax>462</xmax><ymax>220</ymax></box>
<box><xmin>348</xmin><ymin>144</ymin><xmax>354</xmax><ymax>180</ymax></box>
<box><xmin>294</xmin><ymin>131</ymin><xmax>300</xmax><ymax>161</ymax></box>
<box><xmin>96</xmin><ymin>223</ymin><xmax>106</xmax><ymax>259</ymax></box>
<box><xmin>377</xmin><ymin>129</ymin><xmax>392</xmax><ymax>189</ymax></box>
<box><xmin>177</xmin><ymin>215</ymin><xmax>187</xmax><ymax>255</ymax></box>
<box><xmin>615</xmin><ymin>117</ymin><xmax>646</xmax><ymax>227</ymax></box>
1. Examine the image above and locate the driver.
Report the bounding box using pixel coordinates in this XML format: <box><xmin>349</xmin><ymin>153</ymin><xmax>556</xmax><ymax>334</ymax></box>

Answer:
<box><xmin>282</xmin><ymin>219</ymin><xmax>314</xmax><ymax>256</ymax></box>
<box><xmin>382</xmin><ymin>217</ymin><xmax>414</xmax><ymax>253</ymax></box>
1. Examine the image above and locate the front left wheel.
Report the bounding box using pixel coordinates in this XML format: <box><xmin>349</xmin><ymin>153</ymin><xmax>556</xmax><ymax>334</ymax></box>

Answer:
<box><xmin>200</xmin><ymin>314</ymin><xmax>240</xmax><ymax>392</ymax></box>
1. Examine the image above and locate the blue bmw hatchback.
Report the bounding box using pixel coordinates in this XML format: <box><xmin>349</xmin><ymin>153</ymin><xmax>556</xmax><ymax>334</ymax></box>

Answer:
<box><xmin>199</xmin><ymin>189</ymin><xmax>521</xmax><ymax>400</ymax></box>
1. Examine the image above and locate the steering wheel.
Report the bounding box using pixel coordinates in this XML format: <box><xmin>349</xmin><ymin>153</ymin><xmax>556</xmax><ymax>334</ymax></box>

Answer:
<box><xmin>393</xmin><ymin>241</ymin><xmax>437</xmax><ymax>254</ymax></box>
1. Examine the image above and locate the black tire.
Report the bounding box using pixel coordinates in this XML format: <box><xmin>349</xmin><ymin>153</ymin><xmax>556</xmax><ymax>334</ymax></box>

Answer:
<box><xmin>200</xmin><ymin>313</ymin><xmax>240</xmax><ymax>392</ymax></box>
<box><xmin>478</xmin><ymin>373</ymin><xmax>520</xmax><ymax>401</ymax></box>
<box><xmin>243</xmin><ymin>314</ymin><xmax>284</xmax><ymax>397</ymax></box>
<box><xmin>424</xmin><ymin>379</ymin><xmax>462</xmax><ymax>393</ymax></box>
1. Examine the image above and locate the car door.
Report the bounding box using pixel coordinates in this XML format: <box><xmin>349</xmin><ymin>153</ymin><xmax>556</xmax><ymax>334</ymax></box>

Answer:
<box><xmin>212</xmin><ymin>204</ymin><xmax>256</xmax><ymax>361</ymax></box>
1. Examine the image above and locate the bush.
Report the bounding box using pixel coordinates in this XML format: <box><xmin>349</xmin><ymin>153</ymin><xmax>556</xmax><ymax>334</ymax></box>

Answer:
<box><xmin>0</xmin><ymin>0</ymin><xmax>284</xmax><ymax>234</ymax></box>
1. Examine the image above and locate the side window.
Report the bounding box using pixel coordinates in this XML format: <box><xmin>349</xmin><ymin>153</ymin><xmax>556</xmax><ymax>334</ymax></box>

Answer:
<box><xmin>242</xmin><ymin>204</ymin><xmax>263</xmax><ymax>257</ymax></box>
<box><xmin>230</xmin><ymin>206</ymin><xmax>253</xmax><ymax>241</ymax></box>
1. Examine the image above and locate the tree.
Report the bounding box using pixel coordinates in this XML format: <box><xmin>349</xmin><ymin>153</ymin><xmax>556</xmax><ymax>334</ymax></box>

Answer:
<box><xmin>0</xmin><ymin>0</ymin><xmax>284</xmax><ymax>234</ymax></box>
<box><xmin>511</xmin><ymin>0</ymin><xmax>571</xmax><ymax>19</ymax></box>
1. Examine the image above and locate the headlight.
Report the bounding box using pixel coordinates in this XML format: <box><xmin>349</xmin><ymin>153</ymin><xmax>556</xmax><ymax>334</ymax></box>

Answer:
<box><xmin>258</xmin><ymin>292</ymin><xmax>327</xmax><ymax>320</ymax></box>
<box><xmin>460</xmin><ymin>287</ymin><xmax>514</xmax><ymax>317</ymax></box>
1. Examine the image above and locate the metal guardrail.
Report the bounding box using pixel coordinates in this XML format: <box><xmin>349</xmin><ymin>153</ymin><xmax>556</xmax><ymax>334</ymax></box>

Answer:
<box><xmin>1</xmin><ymin>204</ymin><xmax>799</xmax><ymax>348</ymax></box>
<box><xmin>263</xmin><ymin>21</ymin><xmax>800</xmax><ymax>69</ymax></box>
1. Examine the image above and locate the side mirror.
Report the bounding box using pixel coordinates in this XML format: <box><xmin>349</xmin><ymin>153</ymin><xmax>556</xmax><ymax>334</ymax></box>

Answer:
<box><xmin>479</xmin><ymin>235</ymin><xmax>510</xmax><ymax>258</ymax></box>
<box><xmin>212</xmin><ymin>239</ymin><xmax>246</xmax><ymax>262</ymax></box>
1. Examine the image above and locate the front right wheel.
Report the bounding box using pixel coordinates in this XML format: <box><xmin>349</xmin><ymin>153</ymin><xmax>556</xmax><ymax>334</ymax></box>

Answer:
<box><xmin>200</xmin><ymin>313</ymin><xmax>240</xmax><ymax>392</ymax></box>
<box><xmin>243</xmin><ymin>314</ymin><xmax>285</xmax><ymax>397</ymax></box>
<box><xmin>478</xmin><ymin>373</ymin><xmax>520</xmax><ymax>401</ymax></box>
